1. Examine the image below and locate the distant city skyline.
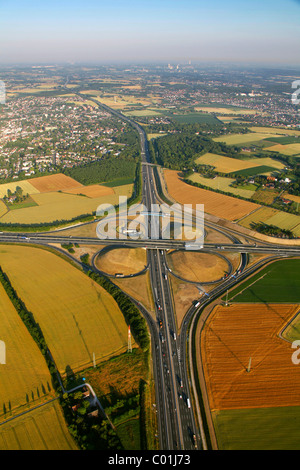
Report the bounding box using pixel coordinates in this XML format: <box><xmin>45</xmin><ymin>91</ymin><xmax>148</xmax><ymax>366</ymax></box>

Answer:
<box><xmin>0</xmin><ymin>0</ymin><xmax>300</xmax><ymax>66</ymax></box>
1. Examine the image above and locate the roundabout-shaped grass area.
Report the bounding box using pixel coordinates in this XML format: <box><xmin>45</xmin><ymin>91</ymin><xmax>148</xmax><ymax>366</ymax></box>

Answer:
<box><xmin>95</xmin><ymin>247</ymin><xmax>147</xmax><ymax>276</ymax></box>
<box><xmin>166</xmin><ymin>250</ymin><xmax>230</xmax><ymax>283</ymax></box>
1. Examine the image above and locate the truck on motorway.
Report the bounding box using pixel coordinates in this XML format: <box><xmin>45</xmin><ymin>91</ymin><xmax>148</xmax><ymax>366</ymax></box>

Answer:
<box><xmin>193</xmin><ymin>300</ymin><xmax>200</xmax><ymax>308</ymax></box>
<box><xmin>187</xmin><ymin>398</ymin><xmax>191</xmax><ymax>408</ymax></box>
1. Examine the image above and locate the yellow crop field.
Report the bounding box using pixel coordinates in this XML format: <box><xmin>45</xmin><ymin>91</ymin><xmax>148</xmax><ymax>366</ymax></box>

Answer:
<box><xmin>284</xmin><ymin>193</ymin><xmax>300</xmax><ymax>204</ymax></box>
<box><xmin>0</xmin><ymin>180</ymin><xmax>40</xmax><ymax>198</ymax></box>
<box><xmin>238</xmin><ymin>207</ymin><xmax>281</xmax><ymax>228</ymax></box>
<box><xmin>65</xmin><ymin>184</ymin><xmax>115</xmax><ymax>198</ymax></box>
<box><xmin>0</xmin><ymin>184</ymin><xmax>133</xmax><ymax>224</ymax></box>
<box><xmin>0</xmin><ymin>400</ymin><xmax>77</xmax><ymax>450</ymax></box>
<box><xmin>238</xmin><ymin>206</ymin><xmax>300</xmax><ymax>235</ymax></box>
<box><xmin>195</xmin><ymin>153</ymin><xmax>285</xmax><ymax>173</ymax></box>
<box><xmin>265</xmin><ymin>211</ymin><xmax>300</xmax><ymax>234</ymax></box>
<box><xmin>0</xmin><ymin>280</ymin><xmax>54</xmax><ymax>421</ymax></box>
<box><xmin>164</xmin><ymin>169</ymin><xmax>260</xmax><ymax>221</ymax></box>
<box><xmin>249</xmin><ymin>126</ymin><xmax>300</xmax><ymax>136</ymax></box>
<box><xmin>213</xmin><ymin>132</ymin><xmax>283</xmax><ymax>146</ymax></box>
<box><xmin>188</xmin><ymin>173</ymin><xmax>256</xmax><ymax>199</ymax></box>
<box><xmin>266</xmin><ymin>143</ymin><xmax>300</xmax><ymax>156</ymax></box>
<box><xmin>195</xmin><ymin>106</ymin><xmax>258</xmax><ymax>115</ymax></box>
<box><xmin>0</xmin><ymin>245</ymin><xmax>130</xmax><ymax>374</ymax></box>
<box><xmin>0</xmin><ymin>200</ymin><xmax>7</xmax><ymax>217</ymax></box>
<box><xmin>124</xmin><ymin>109</ymin><xmax>164</xmax><ymax>117</ymax></box>
<box><xmin>29</xmin><ymin>173</ymin><xmax>83</xmax><ymax>193</ymax></box>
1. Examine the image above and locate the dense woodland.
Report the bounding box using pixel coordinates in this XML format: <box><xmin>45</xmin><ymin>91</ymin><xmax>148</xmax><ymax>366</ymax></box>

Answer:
<box><xmin>63</xmin><ymin>156</ymin><xmax>137</xmax><ymax>185</ymax></box>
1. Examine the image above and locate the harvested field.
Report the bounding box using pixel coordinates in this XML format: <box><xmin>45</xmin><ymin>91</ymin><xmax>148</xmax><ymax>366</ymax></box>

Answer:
<box><xmin>201</xmin><ymin>303</ymin><xmax>300</xmax><ymax>410</ymax></box>
<box><xmin>29</xmin><ymin>173</ymin><xmax>83</xmax><ymax>192</ymax></box>
<box><xmin>95</xmin><ymin>247</ymin><xmax>147</xmax><ymax>276</ymax></box>
<box><xmin>0</xmin><ymin>245</ymin><xmax>129</xmax><ymax>374</ymax></box>
<box><xmin>64</xmin><ymin>184</ymin><xmax>115</xmax><ymax>198</ymax></box>
<box><xmin>167</xmin><ymin>251</ymin><xmax>230</xmax><ymax>283</ymax></box>
<box><xmin>164</xmin><ymin>169</ymin><xmax>260</xmax><ymax>221</ymax></box>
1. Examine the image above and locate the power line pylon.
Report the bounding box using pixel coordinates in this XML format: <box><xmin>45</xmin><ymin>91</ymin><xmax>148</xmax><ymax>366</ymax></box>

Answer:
<box><xmin>128</xmin><ymin>325</ymin><xmax>132</xmax><ymax>353</ymax></box>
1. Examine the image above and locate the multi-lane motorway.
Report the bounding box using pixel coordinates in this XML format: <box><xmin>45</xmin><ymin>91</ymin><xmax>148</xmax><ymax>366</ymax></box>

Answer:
<box><xmin>1</xmin><ymin>97</ymin><xmax>300</xmax><ymax>451</ymax></box>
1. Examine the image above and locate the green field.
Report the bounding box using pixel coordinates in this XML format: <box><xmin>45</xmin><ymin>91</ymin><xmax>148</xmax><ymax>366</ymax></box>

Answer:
<box><xmin>226</xmin><ymin>259</ymin><xmax>300</xmax><ymax>303</ymax></box>
<box><xmin>229</xmin><ymin>165</ymin><xmax>278</xmax><ymax>177</ymax></box>
<box><xmin>264</xmin><ymin>136</ymin><xmax>300</xmax><ymax>145</ymax></box>
<box><xmin>213</xmin><ymin>406</ymin><xmax>300</xmax><ymax>450</ymax></box>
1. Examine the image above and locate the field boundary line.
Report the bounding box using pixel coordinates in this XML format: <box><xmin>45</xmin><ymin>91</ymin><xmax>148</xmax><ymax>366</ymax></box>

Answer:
<box><xmin>0</xmin><ymin>397</ymin><xmax>59</xmax><ymax>427</ymax></box>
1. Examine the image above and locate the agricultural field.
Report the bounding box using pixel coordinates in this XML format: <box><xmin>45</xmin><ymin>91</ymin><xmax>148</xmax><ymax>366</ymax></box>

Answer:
<box><xmin>226</xmin><ymin>258</ymin><xmax>300</xmax><ymax>304</ymax></box>
<box><xmin>0</xmin><ymin>180</ymin><xmax>40</xmax><ymax>198</ymax></box>
<box><xmin>28</xmin><ymin>173</ymin><xmax>83</xmax><ymax>193</ymax></box>
<box><xmin>164</xmin><ymin>169</ymin><xmax>260</xmax><ymax>221</ymax></box>
<box><xmin>239</xmin><ymin>206</ymin><xmax>300</xmax><ymax>237</ymax></box>
<box><xmin>212</xmin><ymin>406</ymin><xmax>300</xmax><ymax>450</ymax></box>
<box><xmin>0</xmin><ymin>400</ymin><xmax>77</xmax><ymax>450</ymax></box>
<box><xmin>82</xmin><ymin>90</ymin><xmax>157</xmax><ymax>110</ymax></box>
<box><xmin>250</xmin><ymin>188</ymin><xmax>280</xmax><ymax>205</ymax></box>
<box><xmin>194</xmin><ymin>106</ymin><xmax>259</xmax><ymax>115</ymax></box>
<box><xmin>249</xmin><ymin>126</ymin><xmax>300</xmax><ymax>137</ymax></box>
<box><xmin>168</xmin><ymin>112</ymin><xmax>222</xmax><ymax>126</ymax></box>
<box><xmin>0</xmin><ymin>200</ymin><xmax>7</xmax><ymax>217</ymax></box>
<box><xmin>201</xmin><ymin>302</ymin><xmax>300</xmax><ymax>449</ymax></box>
<box><xmin>0</xmin><ymin>172</ymin><xmax>133</xmax><ymax>224</ymax></box>
<box><xmin>124</xmin><ymin>109</ymin><xmax>165</xmax><ymax>117</ymax></box>
<box><xmin>213</xmin><ymin>132</ymin><xmax>284</xmax><ymax>146</ymax></box>
<box><xmin>188</xmin><ymin>173</ymin><xmax>256</xmax><ymax>199</ymax></box>
<box><xmin>81</xmin><ymin>348</ymin><xmax>151</xmax><ymax>450</ymax></box>
<box><xmin>0</xmin><ymin>245</ymin><xmax>130</xmax><ymax>374</ymax></box>
<box><xmin>194</xmin><ymin>153</ymin><xmax>285</xmax><ymax>174</ymax></box>
<box><xmin>0</xmin><ymin>280</ymin><xmax>55</xmax><ymax>421</ymax></box>
<box><xmin>266</xmin><ymin>143</ymin><xmax>300</xmax><ymax>156</ymax></box>
<box><xmin>166</xmin><ymin>250</ymin><xmax>230</xmax><ymax>283</ymax></box>
<box><xmin>94</xmin><ymin>247</ymin><xmax>147</xmax><ymax>276</ymax></box>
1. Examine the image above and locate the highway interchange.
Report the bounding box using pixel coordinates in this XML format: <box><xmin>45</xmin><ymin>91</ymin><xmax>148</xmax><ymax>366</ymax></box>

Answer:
<box><xmin>1</xmin><ymin>98</ymin><xmax>300</xmax><ymax>451</ymax></box>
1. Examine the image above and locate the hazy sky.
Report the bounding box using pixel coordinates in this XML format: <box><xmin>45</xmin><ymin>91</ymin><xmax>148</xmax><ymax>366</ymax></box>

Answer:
<box><xmin>0</xmin><ymin>0</ymin><xmax>300</xmax><ymax>65</ymax></box>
